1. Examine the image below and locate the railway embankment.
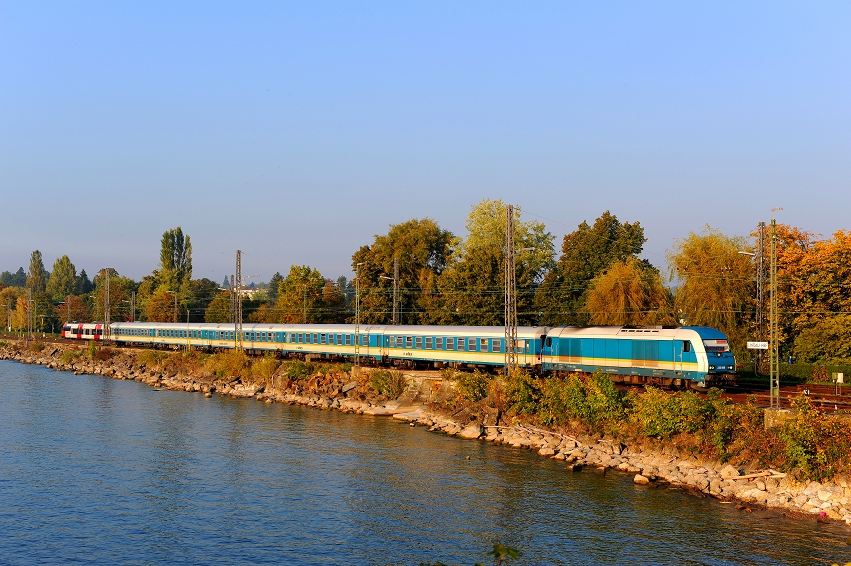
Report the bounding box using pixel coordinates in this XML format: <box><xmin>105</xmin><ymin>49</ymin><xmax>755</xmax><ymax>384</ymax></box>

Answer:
<box><xmin>2</xmin><ymin>339</ymin><xmax>851</xmax><ymax>528</ymax></box>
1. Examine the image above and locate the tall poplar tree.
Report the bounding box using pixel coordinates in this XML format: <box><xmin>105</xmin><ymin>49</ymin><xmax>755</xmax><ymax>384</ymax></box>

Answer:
<box><xmin>159</xmin><ymin>227</ymin><xmax>192</xmax><ymax>292</ymax></box>
<box><xmin>27</xmin><ymin>250</ymin><xmax>48</xmax><ymax>293</ymax></box>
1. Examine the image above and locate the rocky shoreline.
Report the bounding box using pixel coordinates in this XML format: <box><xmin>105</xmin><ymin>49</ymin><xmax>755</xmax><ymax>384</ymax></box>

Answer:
<box><xmin>3</xmin><ymin>341</ymin><xmax>851</xmax><ymax>529</ymax></box>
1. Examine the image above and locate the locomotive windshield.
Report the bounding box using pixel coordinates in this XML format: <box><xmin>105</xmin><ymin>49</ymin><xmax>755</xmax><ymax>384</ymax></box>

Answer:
<box><xmin>702</xmin><ymin>339</ymin><xmax>730</xmax><ymax>353</ymax></box>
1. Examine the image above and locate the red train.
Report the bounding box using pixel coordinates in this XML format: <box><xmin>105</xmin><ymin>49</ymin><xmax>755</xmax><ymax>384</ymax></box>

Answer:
<box><xmin>61</xmin><ymin>322</ymin><xmax>104</xmax><ymax>340</ymax></box>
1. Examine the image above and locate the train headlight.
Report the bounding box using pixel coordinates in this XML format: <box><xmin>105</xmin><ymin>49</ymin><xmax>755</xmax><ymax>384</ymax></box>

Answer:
<box><xmin>709</xmin><ymin>365</ymin><xmax>716</xmax><ymax>370</ymax></box>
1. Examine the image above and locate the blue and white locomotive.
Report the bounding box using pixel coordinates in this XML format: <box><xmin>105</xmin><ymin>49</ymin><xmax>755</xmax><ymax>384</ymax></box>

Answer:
<box><xmin>102</xmin><ymin>321</ymin><xmax>736</xmax><ymax>387</ymax></box>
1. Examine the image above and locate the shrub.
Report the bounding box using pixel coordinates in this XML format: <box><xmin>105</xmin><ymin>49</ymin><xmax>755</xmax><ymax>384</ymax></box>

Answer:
<box><xmin>0</xmin><ymin>341</ymin><xmax>9</xmax><ymax>348</ymax></box>
<box><xmin>27</xmin><ymin>341</ymin><xmax>45</xmax><ymax>353</ymax></box>
<box><xmin>284</xmin><ymin>360</ymin><xmax>315</xmax><ymax>380</ymax></box>
<box><xmin>87</xmin><ymin>340</ymin><xmax>97</xmax><ymax>360</ymax></box>
<box><xmin>370</xmin><ymin>369</ymin><xmax>407</xmax><ymax>398</ymax></box>
<box><xmin>779</xmin><ymin>395</ymin><xmax>851</xmax><ymax>482</ymax></box>
<box><xmin>204</xmin><ymin>350</ymin><xmax>249</xmax><ymax>380</ymax></box>
<box><xmin>341</xmin><ymin>362</ymin><xmax>353</xmax><ymax>374</ymax></box>
<box><xmin>538</xmin><ymin>371</ymin><xmax>626</xmax><ymax>428</ymax></box>
<box><xmin>250</xmin><ymin>355</ymin><xmax>280</xmax><ymax>383</ymax></box>
<box><xmin>455</xmin><ymin>370</ymin><xmax>492</xmax><ymax>402</ymax></box>
<box><xmin>138</xmin><ymin>349</ymin><xmax>170</xmax><ymax>369</ymax></box>
<box><xmin>60</xmin><ymin>349</ymin><xmax>83</xmax><ymax>364</ymax></box>
<box><xmin>504</xmin><ymin>368</ymin><xmax>540</xmax><ymax>415</ymax></box>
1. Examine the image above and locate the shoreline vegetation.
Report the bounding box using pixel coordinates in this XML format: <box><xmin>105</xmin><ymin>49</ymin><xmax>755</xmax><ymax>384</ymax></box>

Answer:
<box><xmin>3</xmin><ymin>339</ymin><xmax>851</xmax><ymax>529</ymax></box>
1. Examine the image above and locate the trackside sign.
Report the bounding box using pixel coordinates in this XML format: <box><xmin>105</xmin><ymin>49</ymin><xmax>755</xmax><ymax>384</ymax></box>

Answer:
<box><xmin>747</xmin><ymin>342</ymin><xmax>769</xmax><ymax>350</ymax></box>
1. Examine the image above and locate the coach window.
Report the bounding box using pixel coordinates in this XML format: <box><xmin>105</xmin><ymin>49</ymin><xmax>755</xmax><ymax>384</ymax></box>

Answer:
<box><xmin>457</xmin><ymin>338</ymin><xmax>465</xmax><ymax>351</ymax></box>
<box><xmin>480</xmin><ymin>338</ymin><xmax>488</xmax><ymax>351</ymax></box>
<box><xmin>468</xmin><ymin>338</ymin><xmax>477</xmax><ymax>351</ymax></box>
<box><xmin>405</xmin><ymin>336</ymin><xmax>413</xmax><ymax>348</ymax></box>
<box><xmin>425</xmin><ymin>337</ymin><xmax>432</xmax><ymax>349</ymax></box>
<box><xmin>493</xmin><ymin>339</ymin><xmax>502</xmax><ymax>353</ymax></box>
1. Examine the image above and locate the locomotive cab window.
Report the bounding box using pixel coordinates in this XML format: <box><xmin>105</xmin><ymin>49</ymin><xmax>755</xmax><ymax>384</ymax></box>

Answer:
<box><xmin>683</xmin><ymin>341</ymin><xmax>691</xmax><ymax>352</ymax></box>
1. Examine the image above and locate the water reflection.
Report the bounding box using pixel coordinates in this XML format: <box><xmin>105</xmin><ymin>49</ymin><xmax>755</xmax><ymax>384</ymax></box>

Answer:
<box><xmin>0</xmin><ymin>361</ymin><xmax>849</xmax><ymax>565</ymax></box>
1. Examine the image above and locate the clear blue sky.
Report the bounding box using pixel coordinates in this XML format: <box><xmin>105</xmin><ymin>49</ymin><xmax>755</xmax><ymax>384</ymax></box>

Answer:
<box><xmin>2</xmin><ymin>1</ymin><xmax>849</xmax><ymax>284</ymax></box>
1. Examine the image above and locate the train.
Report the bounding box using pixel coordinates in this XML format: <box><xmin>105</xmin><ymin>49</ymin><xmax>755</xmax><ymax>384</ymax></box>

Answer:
<box><xmin>62</xmin><ymin>321</ymin><xmax>736</xmax><ymax>388</ymax></box>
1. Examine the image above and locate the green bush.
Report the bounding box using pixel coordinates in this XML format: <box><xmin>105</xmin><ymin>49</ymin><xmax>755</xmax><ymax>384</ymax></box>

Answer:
<box><xmin>778</xmin><ymin>395</ymin><xmax>851</xmax><ymax>482</ymax></box>
<box><xmin>539</xmin><ymin>371</ymin><xmax>626</xmax><ymax>427</ymax></box>
<box><xmin>250</xmin><ymin>354</ymin><xmax>280</xmax><ymax>382</ymax></box>
<box><xmin>60</xmin><ymin>349</ymin><xmax>83</xmax><ymax>364</ymax></box>
<box><xmin>87</xmin><ymin>340</ymin><xmax>97</xmax><ymax>360</ymax></box>
<box><xmin>370</xmin><ymin>369</ymin><xmax>407</xmax><ymax>398</ymax></box>
<box><xmin>455</xmin><ymin>370</ymin><xmax>492</xmax><ymax>402</ymax></box>
<box><xmin>504</xmin><ymin>368</ymin><xmax>540</xmax><ymax>415</ymax></box>
<box><xmin>284</xmin><ymin>360</ymin><xmax>315</xmax><ymax>380</ymax></box>
<box><xmin>137</xmin><ymin>349</ymin><xmax>170</xmax><ymax>369</ymax></box>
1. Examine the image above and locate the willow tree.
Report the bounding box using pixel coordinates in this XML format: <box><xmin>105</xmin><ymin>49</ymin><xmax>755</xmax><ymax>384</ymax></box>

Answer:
<box><xmin>584</xmin><ymin>258</ymin><xmax>673</xmax><ymax>326</ymax></box>
<box><xmin>536</xmin><ymin>211</ymin><xmax>646</xmax><ymax>326</ymax></box>
<box><xmin>667</xmin><ymin>226</ymin><xmax>754</xmax><ymax>355</ymax></box>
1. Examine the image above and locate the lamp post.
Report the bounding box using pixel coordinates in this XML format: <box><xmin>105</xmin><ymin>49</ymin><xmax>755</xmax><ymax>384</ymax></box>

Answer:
<box><xmin>379</xmin><ymin>273</ymin><xmax>398</xmax><ymax>325</ymax></box>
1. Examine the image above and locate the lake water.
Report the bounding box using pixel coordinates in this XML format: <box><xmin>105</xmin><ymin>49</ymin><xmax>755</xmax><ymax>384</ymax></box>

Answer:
<box><xmin>1</xmin><ymin>360</ymin><xmax>849</xmax><ymax>565</ymax></box>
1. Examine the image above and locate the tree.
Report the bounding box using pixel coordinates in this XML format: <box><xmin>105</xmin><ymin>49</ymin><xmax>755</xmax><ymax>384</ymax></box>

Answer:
<box><xmin>0</xmin><ymin>286</ymin><xmax>24</xmax><ymax>329</ymax></box>
<box><xmin>77</xmin><ymin>269</ymin><xmax>94</xmax><ymax>294</ymax></box>
<box><xmin>59</xmin><ymin>295</ymin><xmax>90</xmax><ymax>323</ymax></box>
<box><xmin>188</xmin><ymin>278</ymin><xmax>220</xmax><ymax>323</ymax></box>
<box><xmin>205</xmin><ymin>291</ymin><xmax>231</xmax><ymax>323</ymax></box>
<box><xmin>27</xmin><ymin>250</ymin><xmax>48</xmax><ymax>293</ymax></box>
<box><xmin>159</xmin><ymin>227</ymin><xmax>192</xmax><ymax>292</ymax></box>
<box><xmin>91</xmin><ymin>268</ymin><xmax>135</xmax><ymax>322</ymax></box>
<box><xmin>351</xmin><ymin>218</ymin><xmax>454</xmax><ymax>324</ymax></box>
<box><xmin>435</xmin><ymin>200</ymin><xmax>553</xmax><ymax>326</ymax></box>
<box><xmin>267</xmin><ymin>272</ymin><xmax>283</xmax><ymax>301</ymax></box>
<box><xmin>536</xmin><ymin>211</ymin><xmax>646</xmax><ymax>326</ymax></box>
<box><xmin>146</xmin><ymin>288</ymin><xmax>177</xmax><ymax>322</ymax></box>
<box><xmin>667</xmin><ymin>226</ymin><xmax>754</xmax><ymax>357</ymax></box>
<box><xmin>584</xmin><ymin>258</ymin><xmax>674</xmax><ymax>326</ymax></box>
<box><xmin>273</xmin><ymin>265</ymin><xmax>328</xmax><ymax>323</ymax></box>
<box><xmin>46</xmin><ymin>255</ymin><xmax>77</xmax><ymax>301</ymax></box>
<box><xmin>1</xmin><ymin>267</ymin><xmax>27</xmax><ymax>287</ymax></box>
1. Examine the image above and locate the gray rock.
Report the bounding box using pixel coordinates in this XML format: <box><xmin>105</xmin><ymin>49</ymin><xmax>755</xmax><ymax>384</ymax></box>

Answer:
<box><xmin>634</xmin><ymin>474</ymin><xmax>650</xmax><ymax>485</ymax></box>
<box><xmin>458</xmin><ymin>423</ymin><xmax>483</xmax><ymax>439</ymax></box>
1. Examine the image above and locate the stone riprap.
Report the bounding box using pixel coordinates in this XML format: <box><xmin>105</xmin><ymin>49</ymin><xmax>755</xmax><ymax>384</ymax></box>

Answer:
<box><xmin>2</xmin><ymin>342</ymin><xmax>850</xmax><ymax>528</ymax></box>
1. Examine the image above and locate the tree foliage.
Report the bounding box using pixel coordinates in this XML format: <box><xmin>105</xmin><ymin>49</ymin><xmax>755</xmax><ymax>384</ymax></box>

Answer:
<box><xmin>0</xmin><ymin>267</ymin><xmax>27</xmax><ymax>287</ymax></box>
<box><xmin>435</xmin><ymin>200</ymin><xmax>553</xmax><ymax>325</ymax></box>
<box><xmin>27</xmin><ymin>250</ymin><xmax>48</xmax><ymax>293</ymax></box>
<box><xmin>351</xmin><ymin>218</ymin><xmax>453</xmax><ymax>324</ymax></box>
<box><xmin>536</xmin><ymin>211</ymin><xmax>646</xmax><ymax>325</ymax></box>
<box><xmin>159</xmin><ymin>227</ymin><xmax>192</xmax><ymax>292</ymax></box>
<box><xmin>46</xmin><ymin>255</ymin><xmax>77</xmax><ymax>301</ymax></box>
<box><xmin>584</xmin><ymin>257</ymin><xmax>673</xmax><ymax>326</ymax></box>
<box><xmin>667</xmin><ymin>226</ymin><xmax>753</xmax><ymax>357</ymax></box>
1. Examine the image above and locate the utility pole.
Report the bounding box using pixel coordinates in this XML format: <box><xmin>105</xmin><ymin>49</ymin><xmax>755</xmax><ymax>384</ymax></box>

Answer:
<box><xmin>303</xmin><ymin>288</ymin><xmax>307</xmax><ymax>324</ymax></box>
<box><xmin>229</xmin><ymin>275</ymin><xmax>235</xmax><ymax>324</ymax></box>
<box><xmin>65</xmin><ymin>295</ymin><xmax>71</xmax><ymax>324</ymax></box>
<box><xmin>27</xmin><ymin>288</ymin><xmax>32</xmax><ymax>343</ymax></box>
<box><xmin>355</xmin><ymin>262</ymin><xmax>363</xmax><ymax>366</ymax></box>
<box><xmin>104</xmin><ymin>269</ymin><xmax>111</xmax><ymax>343</ymax></box>
<box><xmin>770</xmin><ymin>209</ymin><xmax>782</xmax><ymax>408</ymax></box>
<box><xmin>392</xmin><ymin>256</ymin><xmax>399</xmax><ymax>326</ymax></box>
<box><xmin>130</xmin><ymin>290</ymin><xmax>136</xmax><ymax>322</ymax></box>
<box><xmin>504</xmin><ymin>204</ymin><xmax>518</xmax><ymax>373</ymax></box>
<box><xmin>755</xmin><ymin>222</ymin><xmax>766</xmax><ymax>375</ymax></box>
<box><xmin>235</xmin><ymin>250</ymin><xmax>243</xmax><ymax>352</ymax></box>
